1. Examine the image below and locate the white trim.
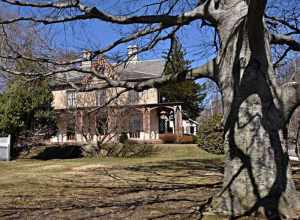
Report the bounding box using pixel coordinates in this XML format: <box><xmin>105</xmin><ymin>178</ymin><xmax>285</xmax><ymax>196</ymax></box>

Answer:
<box><xmin>290</xmin><ymin>156</ymin><xmax>299</xmax><ymax>161</ymax></box>
<box><xmin>7</xmin><ymin>135</ymin><xmax>11</xmax><ymax>161</ymax></box>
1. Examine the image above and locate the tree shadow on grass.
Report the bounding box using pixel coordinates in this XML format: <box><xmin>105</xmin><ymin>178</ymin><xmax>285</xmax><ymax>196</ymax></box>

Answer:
<box><xmin>1</xmin><ymin>157</ymin><xmax>299</xmax><ymax>219</ymax></box>
<box><xmin>0</xmin><ymin>158</ymin><xmax>224</xmax><ymax>220</ymax></box>
<box><xmin>125</xmin><ymin>158</ymin><xmax>224</xmax><ymax>173</ymax></box>
<box><xmin>31</xmin><ymin>145</ymin><xmax>83</xmax><ymax>160</ymax></box>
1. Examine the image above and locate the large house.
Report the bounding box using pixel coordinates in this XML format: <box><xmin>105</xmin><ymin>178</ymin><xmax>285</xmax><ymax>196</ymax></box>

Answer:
<box><xmin>50</xmin><ymin>46</ymin><xmax>198</xmax><ymax>144</ymax></box>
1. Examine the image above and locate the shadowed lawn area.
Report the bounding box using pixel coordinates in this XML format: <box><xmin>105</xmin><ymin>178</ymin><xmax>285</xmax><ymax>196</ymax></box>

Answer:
<box><xmin>0</xmin><ymin>144</ymin><xmax>298</xmax><ymax>219</ymax></box>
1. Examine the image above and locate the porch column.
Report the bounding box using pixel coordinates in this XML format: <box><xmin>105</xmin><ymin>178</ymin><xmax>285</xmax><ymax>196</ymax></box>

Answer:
<box><xmin>175</xmin><ymin>106</ymin><xmax>183</xmax><ymax>136</ymax></box>
<box><xmin>75</xmin><ymin>110</ymin><xmax>83</xmax><ymax>142</ymax></box>
<box><xmin>143</xmin><ymin>108</ymin><xmax>151</xmax><ymax>140</ymax></box>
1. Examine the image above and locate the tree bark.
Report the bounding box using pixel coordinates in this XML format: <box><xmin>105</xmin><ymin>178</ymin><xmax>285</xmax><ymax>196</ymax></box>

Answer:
<box><xmin>212</xmin><ymin>1</ymin><xmax>300</xmax><ymax>218</ymax></box>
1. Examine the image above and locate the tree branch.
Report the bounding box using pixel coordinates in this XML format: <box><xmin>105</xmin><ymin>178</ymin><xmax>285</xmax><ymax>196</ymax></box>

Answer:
<box><xmin>281</xmin><ymin>81</ymin><xmax>300</xmax><ymax>123</ymax></box>
<box><xmin>135</xmin><ymin>58</ymin><xmax>218</xmax><ymax>91</ymax></box>
<box><xmin>270</xmin><ymin>33</ymin><xmax>300</xmax><ymax>51</ymax></box>
<box><xmin>273</xmin><ymin>47</ymin><xmax>291</xmax><ymax>67</ymax></box>
<box><xmin>0</xmin><ymin>23</ymin><xmax>173</xmax><ymax>67</ymax></box>
<box><xmin>1</xmin><ymin>0</ymin><xmax>80</xmax><ymax>8</ymax></box>
<box><xmin>265</xmin><ymin>14</ymin><xmax>300</xmax><ymax>35</ymax></box>
<box><xmin>0</xmin><ymin>0</ymin><xmax>220</xmax><ymax>26</ymax></box>
<box><xmin>189</xmin><ymin>58</ymin><xmax>218</xmax><ymax>81</ymax></box>
<box><xmin>0</xmin><ymin>56</ymin><xmax>217</xmax><ymax>93</ymax></box>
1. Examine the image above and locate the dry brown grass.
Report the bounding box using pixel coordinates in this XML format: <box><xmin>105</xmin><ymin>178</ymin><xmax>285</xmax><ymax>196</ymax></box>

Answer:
<box><xmin>0</xmin><ymin>144</ymin><xmax>298</xmax><ymax>219</ymax></box>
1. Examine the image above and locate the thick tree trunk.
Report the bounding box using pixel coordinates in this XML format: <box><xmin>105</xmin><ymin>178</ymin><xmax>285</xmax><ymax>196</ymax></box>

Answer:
<box><xmin>212</xmin><ymin>1</ymin><xmax>300</xmax><ymax>218</ymax></box>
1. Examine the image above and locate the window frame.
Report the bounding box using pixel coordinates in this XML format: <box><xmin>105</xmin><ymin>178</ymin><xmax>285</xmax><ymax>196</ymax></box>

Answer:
<box><xmin>67</xmin><ymin>90</ymin><xmax>77</xmax><ymax>108</ymax></box>
<box><xmin>96</xmin><ymin>90</ymin><xmax>107</xmax><ymax>106</ymax></box>
<box><xmin>128</xmin><ymin>90</ymin><xmax>139</xmax><ymax>104</ymax></box>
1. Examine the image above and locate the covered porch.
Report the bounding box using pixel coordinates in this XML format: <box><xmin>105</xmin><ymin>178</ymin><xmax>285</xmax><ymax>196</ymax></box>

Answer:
<box><xmin>127</xmin><ymin>103</ymin><xmax>183</xmax><ymax>143</ymax></box>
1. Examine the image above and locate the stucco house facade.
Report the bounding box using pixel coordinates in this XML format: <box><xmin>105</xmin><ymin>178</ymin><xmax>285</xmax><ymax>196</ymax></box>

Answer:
<box><xmin>50</xmin><ymin>47</ymin><xmax>198</xmax><ymax>144</ymax></box>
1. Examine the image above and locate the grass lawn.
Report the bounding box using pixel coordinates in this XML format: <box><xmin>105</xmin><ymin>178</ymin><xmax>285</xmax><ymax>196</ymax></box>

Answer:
<box><xmin>0</xmin><ymin>144</ymin><xmax>298</xmax><ymax>219</ymax></box>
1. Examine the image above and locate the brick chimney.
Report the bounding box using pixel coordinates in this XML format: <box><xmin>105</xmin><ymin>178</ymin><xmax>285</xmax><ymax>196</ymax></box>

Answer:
<box><xmin>128</xmin><ymin>45</ymin><xmax>138</xmax><ymax>62</ymax></box>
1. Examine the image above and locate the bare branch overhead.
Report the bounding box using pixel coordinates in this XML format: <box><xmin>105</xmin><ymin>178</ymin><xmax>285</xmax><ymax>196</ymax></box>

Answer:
<box><xmin>0</xmin><ymin>54</ymin><xmax>216</xmax><ymax>92</ymax></box>
<box><xmin>0</xmin><ymin>0</ymin><xmax>220</xmax><ymax>26</ymax></box>
<box><xmin>265</xmin><ymin>14</ymin><xmax>300</xmax><ymax>35</ymax></box>
<box><xmin>270</xmin><ymin>33</ymin><xmax>300</xmax><ymax>52</ymax></box>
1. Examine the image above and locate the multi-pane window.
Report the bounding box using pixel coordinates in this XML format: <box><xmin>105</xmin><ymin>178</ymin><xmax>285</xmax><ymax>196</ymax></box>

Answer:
<box><xmin>128</xmin><ymin>90</ymin><xmax>139</xmax><ymax>104</ymax></box>
<box><xmin>96</xmin><ymin>90</ymin><xmax>107</xmax><ymax>106</ymax></box>
<box><xmin>96</xmin><ymin>110</ymin><xmax>108</xmax><ymax>135</ymax></box>
<box><xmin>67</xmin><ymin>91</ymin><xmax>76</xmax><ymax>108</ymax></box>
<box><xmin>129</xmin><ymin>117</ymin><xmax>141</xmax><ymax>131</ymax></box>
<box><xmin>129</xmin><ymin>116</ymin><xmax>141</xmax><ymax>138</ymax></box>
<box><xmin>66</xmin><ymin>114</ymin><xmax>76</xmax><ymax>140</ymax></box>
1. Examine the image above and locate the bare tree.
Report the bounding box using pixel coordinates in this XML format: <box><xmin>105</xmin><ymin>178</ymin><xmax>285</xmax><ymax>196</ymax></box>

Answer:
<box><xmin>75</xmin><ymin>106</ymin><xmax>137</xmax><ymax>145</ymax></box>
<box><xmin>0</xmin><ymin>0</ymin><xmax>300</xmax><ymax>218</ymax></box>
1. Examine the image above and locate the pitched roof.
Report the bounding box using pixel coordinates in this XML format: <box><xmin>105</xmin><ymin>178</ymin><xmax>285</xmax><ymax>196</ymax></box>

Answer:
<box><xmin>49</xmin><ymin>70</ymin><xmax>86</xmax><ymax>88</ymax></box>
<box><xmin>115</xmin><ymin>59</ymin><xmax>165</xmax><ymax>81</ymax></box>
<box><xmin>50</xmin><ymin>58</ymin><xmax>165</xmax><ymax>88</ymax></box>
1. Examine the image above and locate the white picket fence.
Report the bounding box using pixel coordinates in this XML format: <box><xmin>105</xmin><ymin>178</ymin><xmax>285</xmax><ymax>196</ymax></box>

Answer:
<box><xmin>0</xmin><ymin>135</ymin><xmax>11</xmax><ymax>161</ymax></box>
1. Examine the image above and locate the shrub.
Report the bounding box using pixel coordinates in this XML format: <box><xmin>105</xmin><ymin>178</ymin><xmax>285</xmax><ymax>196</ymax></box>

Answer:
<box><xmin>192</xmin><ymin>135</ymin><xmax>198</xmax><ymax>144</ymax></box>
<box><xmin>197</xmin><ymin>113</ymin><xmax>224</xmax><ymax>154</ymax></box>
<box><xmin>159</xmin><ymin>133</ymin><xmax>177</xmax><ymax>143</ymax></box>
<box><xmin>82</xmin><ymin>143</ymin><xmax>157</xmax><ymax>158</ymax></box>
<box><xmin>119</xmin><ymin>132</ymin><xmax>128</xmax><ymax>144</ymax></box>
<box><xmin>176</xmin><ymin>135</ymin><xmax>193</xmax><ymax>144</ymax></box>
<box><xmin>159</xmin><ymin>133</ymin><xmax>194</xmax><ymax>144</ymax></box>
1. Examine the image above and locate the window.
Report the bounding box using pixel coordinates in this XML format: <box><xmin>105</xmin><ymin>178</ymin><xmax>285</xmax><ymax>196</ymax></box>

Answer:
<box><xmin>96</xmin><ymin>111</ymin><xmax>108</xmax><ymax>135</ymax></box>
<box><xmin>129</xmin><ymin>116</ymin><xmax>141</xmax><ymax>138</ymax></box>
<box><xmin>96</xmin><ymin>90</ymin><xmax>107</xmax><ymax>106</ymax></box>
<box><xmin>66</xmin><ymin>114</ymin><xmax>76</xmax><ymax>140</ymax></box>
<box><xmin>129</xmin><ymin>116</ymin><xmax>141</xmax><ymax>131</ymax></box>
<box><xmin>128</xmin><ymin>90</ymin><xmax>139</xmax><ymax>104</ymax></box>
<box><xmin>96</xmin><ymin>116</ymin><xmax>108</xmax><ymax>135</ymax></box>
<box><xmin>159</xmin><ymin>95</ymin><xmax>167</xmax><ymax>103</ymax></box>
<box><xmin>129</xmin><ymin>131</ymin><xmax>140</xmax><ymax>138</ymax></box>
<box><xmin>159</xmin><ymin>113</ymin><xmax>170</xmax><ymax>134</ymax></box>
<box><xmin>66</xmin><ymin>127</ymin><xmax>75</xmax><ymax>140</ymax></box>
<box><xmin>190</xmin><ymin>126</ymin><xmax>195</xmax><ymax>134</ymax></box>
<box><xmin>67</xmin><ymin>91</ymin><xmax>76</xmax><ymax>108</ymax></box>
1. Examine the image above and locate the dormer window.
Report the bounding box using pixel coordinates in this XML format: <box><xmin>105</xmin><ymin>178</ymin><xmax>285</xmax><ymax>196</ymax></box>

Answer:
<box><xmin>67</xmin><ymin>91</ymin><xmax>76</xmax><ymax>108</ymax></box>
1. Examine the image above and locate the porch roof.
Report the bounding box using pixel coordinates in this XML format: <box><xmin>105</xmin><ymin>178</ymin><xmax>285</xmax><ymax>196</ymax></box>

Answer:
<box><xmin>54</xmin><ymin>102</ymin><xmax>184</xmax><ymax>112</ymax></box>
<box><xmin>127</xmin><ymin>102</ymin><xmax>184</xmax><ymax>108</ymax></box>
